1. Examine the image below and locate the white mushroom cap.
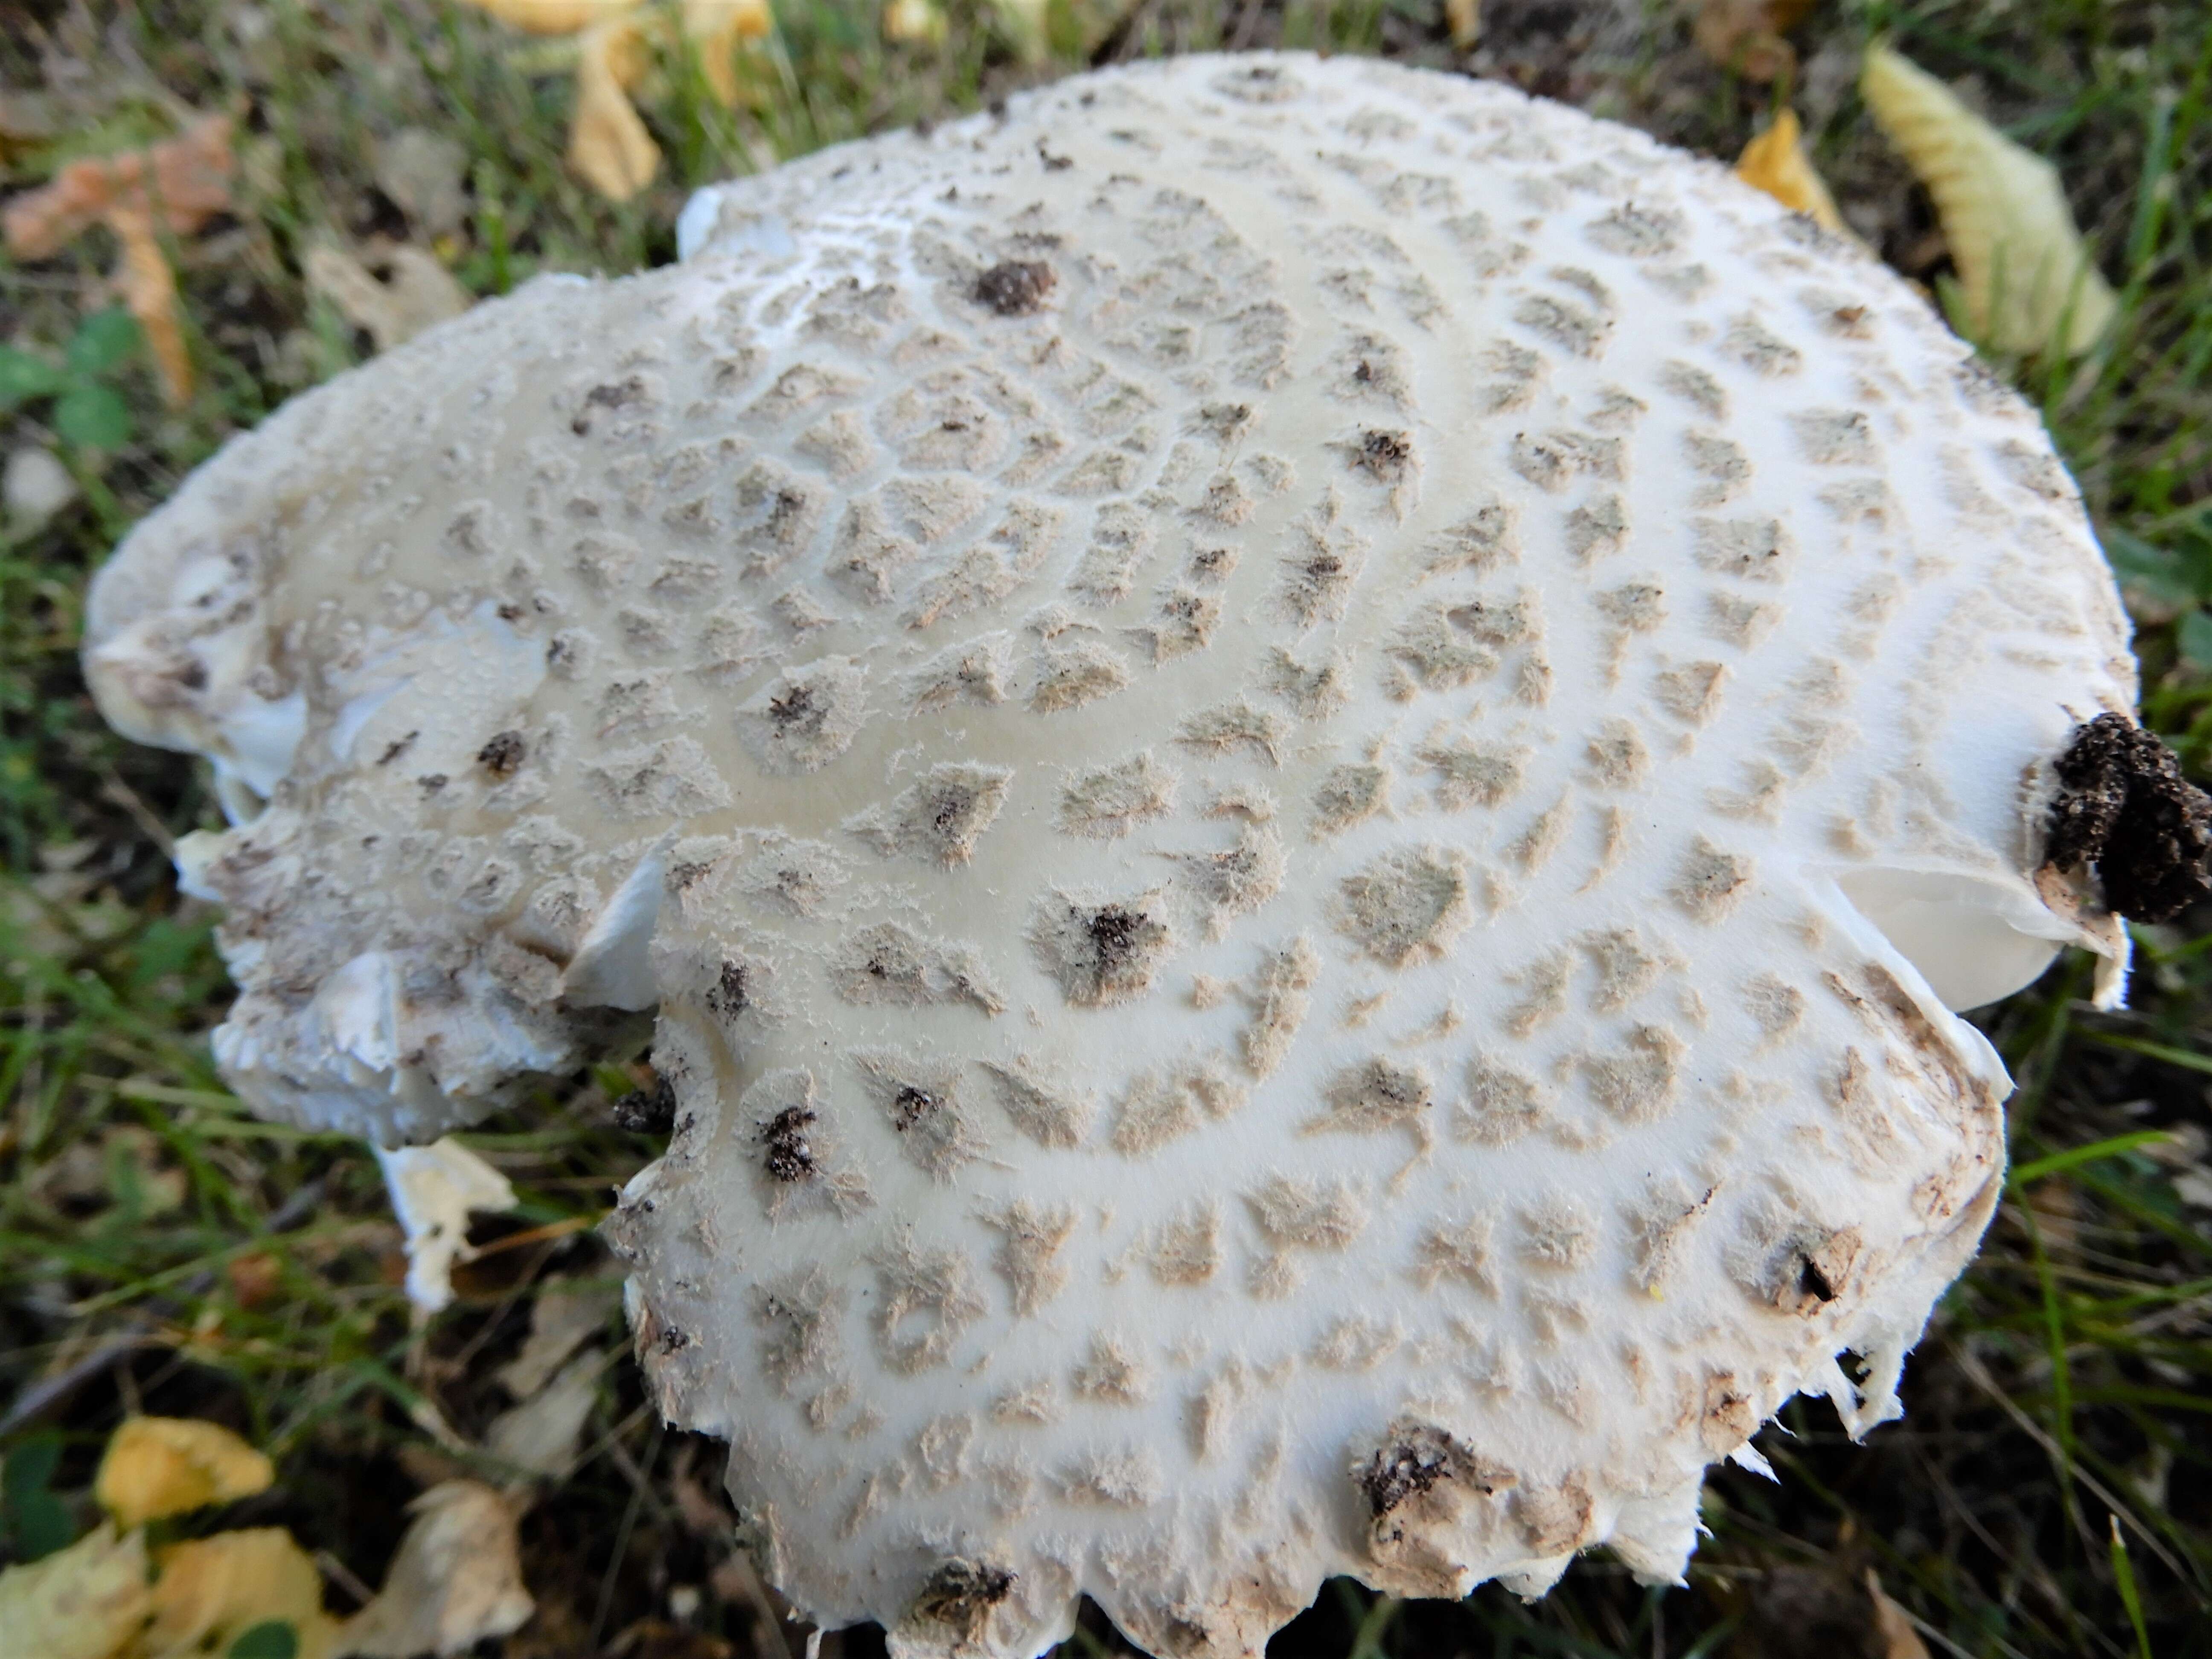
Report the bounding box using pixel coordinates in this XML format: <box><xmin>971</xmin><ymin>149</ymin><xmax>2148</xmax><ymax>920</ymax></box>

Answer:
<box><xmin>87</xmin><ymin>50</ymin><xmax>2137</xmax><ymax>1656</ymax></box>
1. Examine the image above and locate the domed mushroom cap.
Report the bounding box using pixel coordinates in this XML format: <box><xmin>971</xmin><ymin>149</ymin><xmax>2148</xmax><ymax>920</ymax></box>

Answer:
<box><xmin>88</xmin><ymin>49</ymin><xmax>2135</xmax><ymax>1657</ymax></box>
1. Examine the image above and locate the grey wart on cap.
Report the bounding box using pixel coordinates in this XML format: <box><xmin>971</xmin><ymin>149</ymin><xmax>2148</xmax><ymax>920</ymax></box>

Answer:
<box><xmin>83</xmin><ymin>49</ymin><xmax>2205</xmax><ymax>1659</ymax></box>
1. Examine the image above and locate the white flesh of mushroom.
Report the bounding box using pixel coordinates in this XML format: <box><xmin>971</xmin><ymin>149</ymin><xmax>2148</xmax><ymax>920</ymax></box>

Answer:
<box><xmin>84</xmin><ymin>52</ymin><xmax>2137</xmax><ymax>1659</ymax></box>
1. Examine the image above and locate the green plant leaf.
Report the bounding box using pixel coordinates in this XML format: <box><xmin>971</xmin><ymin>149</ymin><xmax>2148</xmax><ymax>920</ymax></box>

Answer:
<box><xmin>227</xmin><ymin>1621</ymin><xmax>300</xmax><ymax>1659</ymax></box>
<box><xmin>1</xmin><ymin>1432</ymin><xmax>75</xmax><ymax>1563</ymax></box>
<box><xmin>53</xmin><ymin>383</ymin><xmax>132</xmax><ymax>451</ymax></box>
<box><xmin>65</xmin><ymin>309</ymin><xmax>144</xmax><ymax>377</ymax></box>
<box><xmin>0</xmin><ymin>345</ymin><xmax>65</xmax><ymax>410</ymax></box>
<box><xmin>2178</xmin><ymin>607</ymin><xmax>2212</xmax><ymax>668</ymax></box>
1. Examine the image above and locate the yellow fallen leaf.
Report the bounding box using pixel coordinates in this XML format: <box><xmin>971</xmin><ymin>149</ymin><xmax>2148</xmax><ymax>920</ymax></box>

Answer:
<box><xmin>1735</xmin><ymin>108</ymin><xmax>1850</xmax><ymax>238</ymax></box>
<box><xmin>460</xmin><ymin>0</ymin><xmax>773</xmax><ymax>200</ymax></box>
<box><xmin>569</xmin><ymin>17</ymin><xmax>661</xmax><ymax>201</ymax></box>
<box><xmin>96</xmin><ymin>1417</ymin><xmax>274</xmax><ymax>1531</ymax></box>
<box><xmin>1444</xmin><ymin>0</ymin><xmax>1479</xmax><ymax>50</ymax></box>
<box><xmin>341</xmin><ymin>1481</ymin><xmax>535</xmax><ymax>1657</ymax></box>
<box><xmin>883</xmin><ymin>0</ymin><xmax>947</xmax><ymax>44</ymax></box>
<box><xmin>142</xmin><ymin>1528</ymin><xmax>343</xmax><ymax>1659</ymax></box>
<box><xmin>990</xmin><ymin>0</ymin><xmax>1049</xmax><ymax>62</ymax></box>
<box><xmin>1862</xmin><ymin>41</ymin><xmax>2117</xmax><ymax>355</ymax></box>
<box><xmin>683</xmin><ymin>0</ymin><xmax>774</xmax><ymax>104</ymax></box>
<box><xmin>0</xmin><ymin>1522</ymin><xmax>151</xmax><ymax>1659</ymax></box>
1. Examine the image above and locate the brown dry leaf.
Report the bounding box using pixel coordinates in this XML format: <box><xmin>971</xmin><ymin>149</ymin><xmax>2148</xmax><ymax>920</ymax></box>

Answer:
<box><xmin>484</xmin><ymin>1348</ymin><xmax>603</xmax><ymax>1481</ymax></box>
<box><xmin>1865</xmin><ymin>1571</ymin><xmax>1933</xmax><ymax>1659</ymax></box>
<box><xmin>1862</xmin><ymin>42</ymin><xmax>2117</xmax><ymax>355</ymax></box>
<box><xmin>0</xmin><ymin>114</ymin><xmax>236</xmax><ymax>406</ymax></box>
<box><xmin>1691</xmin><ymin>0</ymin><xmax>1813</xmax><ymax>83</ymax></box>
<box><xmin>341</xmin><ymin>1481</ymin><xmax>536</xmax><ymax>1657</ymax></box>
<box><xmin>0</xmin><ymin>1521</ymin><xmax>152</xmax><ymax>1659</ymax></box>
<box><xmin>373</xmin><ymin>129</ymin><xmax>471</xmax><ymax>241</ymax></box>
<box><xmin>143</xmin><ymin>1528</ymin><xmax>345</xmax><ymax>1659</ymax></box>
<box><xmin>494</xmin><ymin>1277</ymin><xmax>620</xmax><ymax>1397</ymax></box>
<box><xmin>96</xmin><ymin>1416</ymin><xmax>275</xmax><ymax>1530</ymax></box>
<box><xmin>1735</xmin><ymin>108</ymin><xmax>1851</xmax><ymax>237</ymax></box>
<box><xmin>226</xmin><ymin>1250</ymin><xmax>283</xmax><ymax>1310</ymax></box>
<box><xmin>303</xmin><ymin>242</ymin><xmax>474</xmax><ymax>353</ymax></box>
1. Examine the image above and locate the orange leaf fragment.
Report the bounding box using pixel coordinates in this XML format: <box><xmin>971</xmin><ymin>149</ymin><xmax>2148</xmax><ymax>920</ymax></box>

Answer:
<box><xmin>1735</xmin><ymin>108</ymin><xmax>1851</xmax><ymax>238</ymax></box>
<box><xmin>1</xmin><ymin>115</ymin><xmax>235</xmax><ymax>407</ymax></box>
<box><xmin>684</xmin><ymin>0</ymin><xmax>775</xmax><ymax>104</ymax></box>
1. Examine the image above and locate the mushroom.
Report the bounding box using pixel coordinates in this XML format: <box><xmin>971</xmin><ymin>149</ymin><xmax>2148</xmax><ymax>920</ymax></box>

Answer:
<box><xmin>84</xmin><ymin>50</ymin><xmax>2197</xmax><ymax>1659</ymax></box>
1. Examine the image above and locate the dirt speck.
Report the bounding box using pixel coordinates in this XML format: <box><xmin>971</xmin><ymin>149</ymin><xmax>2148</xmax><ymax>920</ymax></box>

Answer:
<box><xmin>974</xmin><ymin>260</ymin><xmax>1056</xmax><ymax>316</ymax></box>
<box><xmin>761</xmin><ymin>1105</ymin><xmax>817</xmax><ymax>1181</ymax></box>
<box><xmin>476</xmin><ymin>728</ymin><xmax>526</xmax><ymax>777</ymax></box>
<box><xmin>2046</xmin><ymin>713</ymin><xmax>2212</xmax><ymax>922</ymax></box>
<box><xmin>912</xmin><ymin>1557</ymin><xmax>1015</xmax><ymax>1636</ymax></box>
<box><xmin>614</xmin><ymin>1075</ymin><xmax>677</xmax><ymax>1134</ymax></box>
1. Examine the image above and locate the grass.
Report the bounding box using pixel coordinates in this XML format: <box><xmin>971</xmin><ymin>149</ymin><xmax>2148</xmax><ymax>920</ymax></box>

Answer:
<box><xmin>3</xmin><ymin>0</ymin><xmax>2210</xmax><ymax>1653</ymax></box>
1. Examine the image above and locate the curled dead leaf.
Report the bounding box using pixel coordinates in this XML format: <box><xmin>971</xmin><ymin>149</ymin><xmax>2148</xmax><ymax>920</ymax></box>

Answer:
<box><xmin>304</xmin><ymin>241</ymin><xmax>474</xmax><ymax>354</ymax></box>
<box><xmin>2</xmin><ymin>114</ymin><xmax>234</xmax><ymax>258</ymax></box>
<box><xmin>495</xmin><ymin>1277</ymin><xmax>621</xmax><ymax>1397</ymax></box>
<box><xmin>1735</xmin><ymin>108</ymin><xmax>1852</xmax><ymax>239</ymax></box>
<box><xmin>1</xmin><ymin>114</ymin><xmax>236</xmax><ymax>407</ymax></box>
<box><xmin>0</xmin><ymin>1521</ymin><xmax>151</xmax><ymax>1659</ymax></box>
<box><xmin>144</xmin><ymin>1528</ymin><xmax>344</xmax><ymax>1659</ymax></box>
<box><xmin>684</xmin><ymin>0</ymin><xmax>775</xmax><ymax>103</ymax></box>
<box><xmin>341</xmin><ymin>1481</ymin><xmax>536</xmax><ymax>1657</ymax></box>
<box><xmin>1866</xmin><ymin>1570</ymin><xmax>1933</xmax><ymax>1659</ymax></box>
<box><xmin>373</xmin><ymin>129</ymin><xmax>471</xmax><ymax>240</ymax></box>
<box><xmin>485</xmin><ymin>1347</ymin><xmax>604</xmax><ymax>1481</ymax></box>
<box><xmin>571</xmin><ymin>17</ymin><xmax>663</xmax><ymax>201</ymax></box>
<box><xmin>96</xmin><ymin>1415</ymin><xmax>274</xmax><ymax>1530</ymax></box>
<box><xmin>1862</xmin><ymin>42</ymin><xmax>2117</xmax><ymax>355</ymax></box>
<box><xmin>461</xmin><ymin>0</ymin><xmax>771</xmax><ymax>201</ymax></box>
